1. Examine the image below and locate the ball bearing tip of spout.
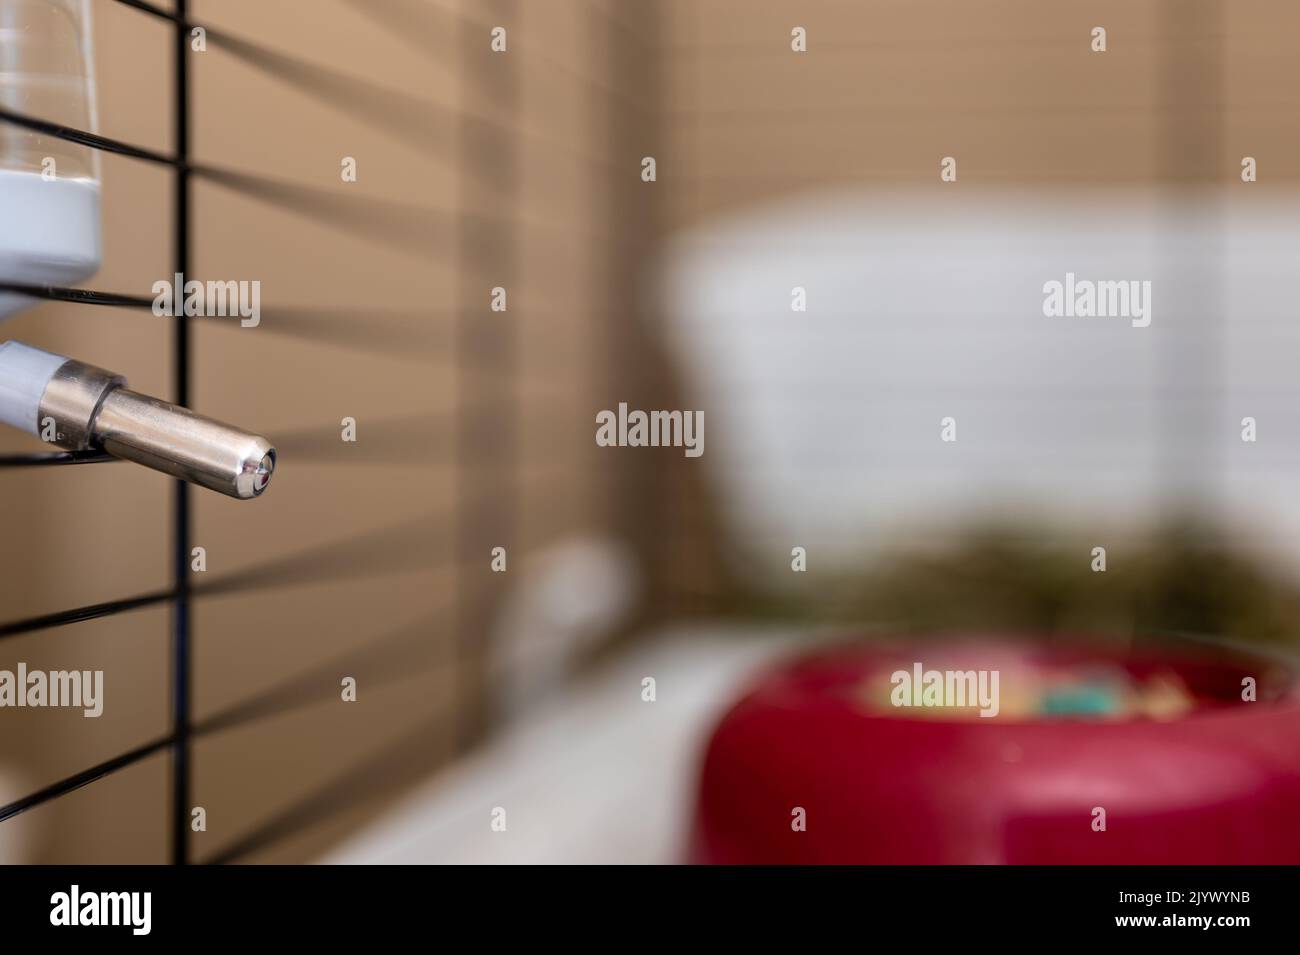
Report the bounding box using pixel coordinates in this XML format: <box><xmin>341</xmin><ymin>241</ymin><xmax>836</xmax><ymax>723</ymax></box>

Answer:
<box><xmin>241</xmin><ymin>444</ymin><xmax>277</xmax><ymax>499</ymax></box>
<box><xmin>251</xmin><ymin>447</ymin><xmax>276</xmax><ymax>497</ymax></box>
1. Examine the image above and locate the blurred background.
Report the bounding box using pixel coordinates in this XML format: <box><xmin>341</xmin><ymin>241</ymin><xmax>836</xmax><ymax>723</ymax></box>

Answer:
<box><xmin>2</xmin><ymin>0</ymin><xmax>1300</xmax><ymax>864</ymax></box>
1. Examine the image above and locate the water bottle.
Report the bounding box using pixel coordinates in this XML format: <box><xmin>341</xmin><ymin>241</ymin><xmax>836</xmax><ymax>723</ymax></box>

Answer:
<box><xmin>0</xmin><ymin>0</ymin><xmax>102</xmax><ymax>318</ymax></box>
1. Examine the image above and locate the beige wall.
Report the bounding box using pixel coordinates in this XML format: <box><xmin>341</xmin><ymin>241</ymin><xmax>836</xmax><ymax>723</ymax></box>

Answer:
<box><xmin>660</xmin><ymin>0</ymin><xmax>1300</xmax><ymax>229</ymax></box>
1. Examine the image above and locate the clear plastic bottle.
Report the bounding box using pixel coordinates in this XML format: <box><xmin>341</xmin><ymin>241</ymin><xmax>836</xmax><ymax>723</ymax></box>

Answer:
<box><xmin>0</xmin><ymin>0</ymin><xmax>102</xmax><ymax>317</ymax></box>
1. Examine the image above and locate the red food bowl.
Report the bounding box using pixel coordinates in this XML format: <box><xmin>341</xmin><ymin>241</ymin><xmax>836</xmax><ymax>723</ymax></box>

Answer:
<box><xmin>689</xmin><ymin>636</ymin><xmax>1300</xmax><ymax>864</ymax></box>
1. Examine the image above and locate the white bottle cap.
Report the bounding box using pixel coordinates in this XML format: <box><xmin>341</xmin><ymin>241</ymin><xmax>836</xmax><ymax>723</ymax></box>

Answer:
<box><xmin>0</xmin><ymin>341</ymin><xmax>69</xmax><ymax>435</ymax></box>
